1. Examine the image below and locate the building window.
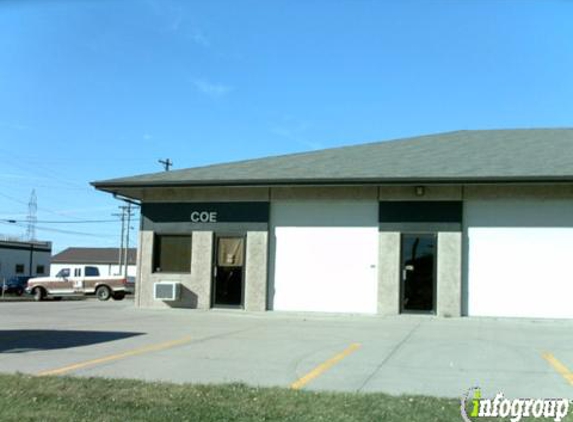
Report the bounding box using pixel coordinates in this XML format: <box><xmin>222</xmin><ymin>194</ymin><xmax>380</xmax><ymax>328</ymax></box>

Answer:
<box><xmin>153</xmin><ymin>234</ymin><xmax>192</xmax><ymax>273</ymax></box>
<box><xmin>36</xmin><ymin>265</ymin><xmax>45</xmax><ymax>274</ymax></box>
<box><xmin>15</xmin><ymin>264</ymin><xmax>24</xmax><ymax>274</ymax></box>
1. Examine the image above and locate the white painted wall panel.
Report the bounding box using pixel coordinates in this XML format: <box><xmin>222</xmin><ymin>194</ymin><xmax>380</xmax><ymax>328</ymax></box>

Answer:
<box><xmin>270</xmin><ymin>201</ymin><xmax>379</xmax><ymax>314</ymax></box>
<box><xmin>466</xmin><ymin>199</ymin><xmax>573</xmax><ymax>318</ymax></box>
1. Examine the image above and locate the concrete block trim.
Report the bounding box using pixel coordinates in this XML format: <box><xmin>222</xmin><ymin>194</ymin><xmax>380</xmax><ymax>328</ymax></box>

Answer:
<box><xmin>244</xmin><ymin>231</ymin><xmax>269</xmax><ymax>312</ymax></box>
<box><xmin>436</xmin><ymin>232</ymin><xmax>462</xmax><ymax>317</ymax></box>
<box><xmin>377</xmin><ymin>232</ymin><xmax>401</xmax><ymax>316</ymax></box>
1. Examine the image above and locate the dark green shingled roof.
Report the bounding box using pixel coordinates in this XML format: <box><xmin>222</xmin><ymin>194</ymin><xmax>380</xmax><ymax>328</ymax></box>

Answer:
<box><xmin>92</xmin><ymin>129</ymin><xmax>573</xmax><ymax>189</ymax></box>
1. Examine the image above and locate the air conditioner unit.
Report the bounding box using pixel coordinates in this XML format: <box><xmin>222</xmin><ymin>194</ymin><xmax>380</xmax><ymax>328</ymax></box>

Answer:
<box><xmin>153</xmin><ymin>282</ymin><xmax>180</xmax><ymax>301</ymax></box>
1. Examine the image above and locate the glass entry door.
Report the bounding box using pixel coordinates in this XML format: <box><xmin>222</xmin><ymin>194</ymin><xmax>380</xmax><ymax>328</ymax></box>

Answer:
<box><xmin>401</xmin><ymin>234</ymin><xmax>436</xmax><ymax>313</ymax></box>
<box><xmin>212</xmin><ymin>236</ymin><xmax>245</xmax><ymax>307</ymax></box>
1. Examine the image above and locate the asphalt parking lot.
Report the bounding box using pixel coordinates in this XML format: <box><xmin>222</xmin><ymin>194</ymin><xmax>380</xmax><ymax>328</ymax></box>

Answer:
<box><xmin>0</xmin><ymin>300</ymin><xmax>571</xmax><ymax>399</ymax></box>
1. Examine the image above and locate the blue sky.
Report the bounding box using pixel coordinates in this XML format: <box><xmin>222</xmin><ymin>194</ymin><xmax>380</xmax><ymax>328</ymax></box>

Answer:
<box><xmin>1</xmin><ymin>0</ymin><xmax>572</xmax><ymax>253</ymax></box>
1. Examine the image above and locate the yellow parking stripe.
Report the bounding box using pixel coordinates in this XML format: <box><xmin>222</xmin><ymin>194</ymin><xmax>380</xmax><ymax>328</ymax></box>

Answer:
<box><xmin>290</xmin><ymin>343</ymin><xmax>361</xmax><ymax>390</ymax></box>
<box><xmin>542</xmin><ymin>352</ymin><xmax>573</xmax><ymax>386</ymax></box>
<box><xmin>37</xmin><ymin>335</ymin><xmax>193</xmax><ymax>377</ymax></box>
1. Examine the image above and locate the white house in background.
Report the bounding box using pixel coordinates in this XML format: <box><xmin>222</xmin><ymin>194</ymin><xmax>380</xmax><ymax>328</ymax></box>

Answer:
<box><xmin>0</xmin><ymin>239</ymin><xmax>52</xmax><ymax>281</ymax></box>
<box><xmin>50</xmin><ymin>247</ymin><xmax>137</xmax><ymax>277</ymax></box>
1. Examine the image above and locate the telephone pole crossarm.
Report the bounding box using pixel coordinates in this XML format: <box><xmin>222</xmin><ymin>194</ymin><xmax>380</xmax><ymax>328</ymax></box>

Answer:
<box><xmin>158</xmin><ymin>158</ymin><xmax>173</xmax><ymax>171</ymax></box>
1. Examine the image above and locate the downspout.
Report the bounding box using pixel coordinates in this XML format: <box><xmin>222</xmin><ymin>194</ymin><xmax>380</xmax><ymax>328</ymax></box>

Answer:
<box><xmin>112</xmin><ymin>193</ymin><xmax>140</xmax><ymax>206</ymax></box>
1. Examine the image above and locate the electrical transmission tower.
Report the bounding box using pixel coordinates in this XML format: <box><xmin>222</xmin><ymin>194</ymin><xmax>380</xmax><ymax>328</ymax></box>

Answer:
<box><xmin>26</xmin><ymin>190</ymin><xmax>37</xmax><ymax>241</ymax></box>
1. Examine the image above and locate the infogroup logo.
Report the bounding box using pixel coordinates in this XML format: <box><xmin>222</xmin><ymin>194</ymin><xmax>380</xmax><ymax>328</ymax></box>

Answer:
<box><xmin>461</xmin><ymin>387</ymin><xmax>571</xmax><ymax>422</ymax></box>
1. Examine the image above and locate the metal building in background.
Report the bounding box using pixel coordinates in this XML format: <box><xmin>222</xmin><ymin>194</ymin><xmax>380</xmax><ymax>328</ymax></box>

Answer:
<box><xmin>0</xmin><ymin>239</ymin><xmax>52</xmax><ymax>281</ymax></box>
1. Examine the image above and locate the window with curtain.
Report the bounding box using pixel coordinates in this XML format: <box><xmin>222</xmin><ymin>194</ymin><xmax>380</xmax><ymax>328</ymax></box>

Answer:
<box><xmin>217</xmin><ymin>237</ymin><xmax>245</xmax><ymax>267</ymax></box>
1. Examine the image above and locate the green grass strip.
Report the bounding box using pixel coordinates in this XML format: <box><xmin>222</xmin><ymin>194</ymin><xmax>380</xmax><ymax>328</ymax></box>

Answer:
<box><xmin>0</xmin><ymin>373</ymin><xmax>570</xmax><ymax>422</ymax></box>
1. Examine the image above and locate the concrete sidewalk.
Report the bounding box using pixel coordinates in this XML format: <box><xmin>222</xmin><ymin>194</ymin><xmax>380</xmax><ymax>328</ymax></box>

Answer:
<box><xmin>0</xmin><ymin>300</ymin><xmax>571</xmax><ymax>399</ymax></box>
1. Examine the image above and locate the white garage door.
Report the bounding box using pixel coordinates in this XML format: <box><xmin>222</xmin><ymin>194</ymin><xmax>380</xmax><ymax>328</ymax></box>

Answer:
<box><xmin>466</xmin><ymin>199</ymin><xmax>573</xmax><ymax>318</ymax></box>
<box><xmin>270</xmin><ymin>200</ymin><xmax>379</xmax><ymax>314</ymax></box>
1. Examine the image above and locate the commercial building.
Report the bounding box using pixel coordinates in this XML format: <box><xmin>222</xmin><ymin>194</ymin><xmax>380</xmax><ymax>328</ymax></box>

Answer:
<box><xmin>0</xmin><ymin>239</ymin><xmax>52</xmax><ymax>281</ymax></box>
<box><xmin>51</xmin><ymin>247</ymin><xmax>137</xmax><ymax>277</ymax></box>
<box><xmin>93</xmin><ymin>129</ymin><xmax>573</xmax><ymax>318</ymax></box>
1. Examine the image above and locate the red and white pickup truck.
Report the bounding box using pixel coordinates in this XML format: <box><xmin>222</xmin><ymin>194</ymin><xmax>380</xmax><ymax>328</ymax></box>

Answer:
<box><xmin>26</xmin><ymin>266</ymin><xmax>135</xmax><ymax>302</ymax></box>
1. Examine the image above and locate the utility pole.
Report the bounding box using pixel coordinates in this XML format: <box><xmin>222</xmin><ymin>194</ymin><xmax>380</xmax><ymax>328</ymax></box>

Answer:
<box><xmin>158</xmin><ymin>158</ymin><xmax>173</xmax><ymax>171</ymax></box>
<box><xmin>112</xmin><ymin>207</ymin><xmax>126</xmax><ymax>276</ymax></box>
<box><xmin>124</xmin><ymin>203</ymin><xmax>133</xmax><ymax>277</ymax></box>
<box><xmin>113</xmin><ymin>205</ymin><xmax>135</xmax><ymax>277</ymax></box>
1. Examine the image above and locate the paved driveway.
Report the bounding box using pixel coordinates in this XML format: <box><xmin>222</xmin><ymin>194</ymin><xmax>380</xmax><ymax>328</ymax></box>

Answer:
<box><xmin>0</xmin><ymin>300</ymin><xmax>571</xmax><ymax>399</ymax></box>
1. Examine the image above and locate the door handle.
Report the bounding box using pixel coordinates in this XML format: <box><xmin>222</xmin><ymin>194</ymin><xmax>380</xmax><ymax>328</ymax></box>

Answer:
<box><xmin>402</xmin><ymin>265</ymin><xmax>414</xmax><ymax>280</ymax></box>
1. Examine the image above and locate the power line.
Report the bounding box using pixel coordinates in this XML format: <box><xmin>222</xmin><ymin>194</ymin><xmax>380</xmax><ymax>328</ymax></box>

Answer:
<box><xmin>0</xmin><ymin>218</ymin><xmax>138</xmax><ymax>224</ymax></box>
<box><xmin>0</xmin><ymin>180</ymin><xmax>90</xmax><ymax>191</ymax></box>
<box><xmin>35</xmin><ymin>225</ymin><xmax>117</xmax><ymax>238</ymax></box>
<box><xmin>0</xmin><ymin>192</ymin><xmax>27</xmax><ymax>206</ymax></box>
<box><xmin>0</xmin><ymin>192</ymin><xmax>86</xmax><ymax>220</ymax></box>
<box><xmin>0</xmin><ymin>220</ymin><xmax>116</xmax><ymax>238</ymax></box>
<box><xmin>0</xmin><ymin>147</ymin><xmax>93</xmax><ymax>191</ymax></box>
<box><xmin>0</xmin><ymin>192</ymin><xmax>130</xmax><ymax>223</ymax></box>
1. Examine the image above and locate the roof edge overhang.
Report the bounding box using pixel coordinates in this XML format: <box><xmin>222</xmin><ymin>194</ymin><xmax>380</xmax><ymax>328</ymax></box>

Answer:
<box><xmin>92</xmin><ymin>176</ymin><xmax>573</xmax><ymax>190</ymax></box>
<box><xmin>92</xmin><ymin>177</ymin><xmax>573</xmax><ymax>201</ymax></box>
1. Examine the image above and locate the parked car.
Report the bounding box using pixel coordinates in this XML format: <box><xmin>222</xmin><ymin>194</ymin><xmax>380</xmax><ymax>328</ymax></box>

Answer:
<box><xmin>26</xmin><ymin>266</ymin><xmax>134</xmax><ymax>301</ymax></box>
<box><xmin>1</xmin><ymin>276</ymin><xmax>31</xmax><ymax>296</ymax></box>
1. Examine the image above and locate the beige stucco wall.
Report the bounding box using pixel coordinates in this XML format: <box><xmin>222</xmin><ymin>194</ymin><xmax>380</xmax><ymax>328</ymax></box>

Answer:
<box><xmin>244</xmin><ymin>231</ymin><xmax>268</xmax><ymax>311</ymax></box>
<box><xmin>377</xmin><ymin>231</ymin><xmax>462</xmax><ymax>317</ymax></box>
<box><xmin>377</xmin><ymin>231</ymin><xmax>401</xmax><ymax>315</ymax></box>
<box><xmin>377</xmin><ymin>184</ymin><xmax>573</xmax><ymax>201</ymax></box>
<box><xmin>136</xmin><ymin>230</ymin><xmax>212</xmax><ymax>309</ymax></box>
<box><xmin>141</xmin><ymin>187</ymin><xmax>270</xmax><ymax>202</ymax></box>
<box><xmin>378</xmin><ymin>185</ymin><xmax>463</xmax><ymax>201</ymax></box>
<box><xmin>136</xmin><ymin>228</ymin><xmax>268</xmax><ymax>310</ymax></box>
<box><xmin>463</xmin><ymin>184</ymin><xmax>573</xmax><ymax>200</ymax></box>
<box><xmin>271</xmin><ymin>186</ymin><xmax>378</xmax><ymax>200</ymax></box>
<box><xmin>436</xmin><ymin>232</ymin><xmax>462</xmax><ymax>317</ymax></box>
